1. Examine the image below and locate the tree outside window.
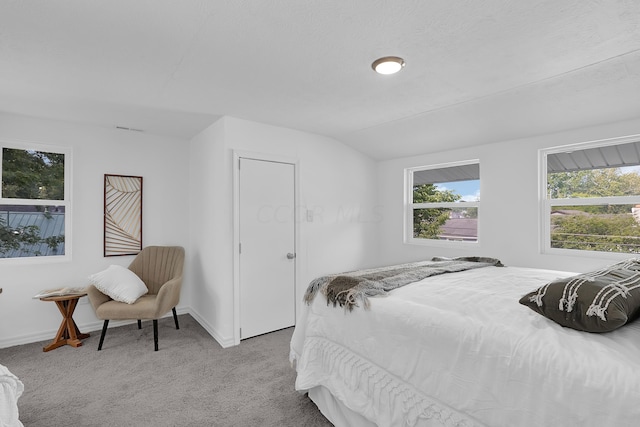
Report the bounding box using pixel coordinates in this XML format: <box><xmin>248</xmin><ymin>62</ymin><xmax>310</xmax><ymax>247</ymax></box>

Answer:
<box><xmin>412</xmin><ymin>184</ymin><xmax>460</xmax><ymax>239</ymax></box>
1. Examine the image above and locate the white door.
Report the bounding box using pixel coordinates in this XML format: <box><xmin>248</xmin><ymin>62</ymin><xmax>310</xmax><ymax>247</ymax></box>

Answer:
<box><xmin>239</xmin><ymin>157</ymin><xmax>296</xmax><ymax>339</ymax></box>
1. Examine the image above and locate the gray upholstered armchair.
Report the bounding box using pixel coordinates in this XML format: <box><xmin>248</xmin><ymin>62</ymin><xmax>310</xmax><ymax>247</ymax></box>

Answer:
<box><xmin>88</xmin><ymin>246</ymin><xmax>185</xmax><ymax>351</ymax></box>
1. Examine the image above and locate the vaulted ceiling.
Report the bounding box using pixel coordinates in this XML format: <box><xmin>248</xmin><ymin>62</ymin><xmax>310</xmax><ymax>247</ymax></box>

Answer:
<box><xmin>2</xmin><ymin>0</ymin><xmax>640</xmax><ymax>159</ymax></box>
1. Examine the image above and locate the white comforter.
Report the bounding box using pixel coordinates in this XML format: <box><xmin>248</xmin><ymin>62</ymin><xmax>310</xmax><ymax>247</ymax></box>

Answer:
<box><xmin>0</xmin><ymin>364</ymin><xmax>23</xmax><ymax>427</ymax></box>
<box><xmin>290</xmin><ymin>266</ymin><xmax>640</xmax><ymax>427</ymax></box>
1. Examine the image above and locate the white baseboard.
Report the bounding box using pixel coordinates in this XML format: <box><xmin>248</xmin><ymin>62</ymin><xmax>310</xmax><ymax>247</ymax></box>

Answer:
<box><xmin>186</xmin><ymin>308</ymin><xmax>235</xmax><ymax>348</ymax></box>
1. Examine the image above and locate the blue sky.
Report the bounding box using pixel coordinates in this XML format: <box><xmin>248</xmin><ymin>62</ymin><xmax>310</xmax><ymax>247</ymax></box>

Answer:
<box><xmin>435</xmin><ymin>180</ymin><xmax>480</xmax><ymax>202</ymax></box>
<box><xmin>619</xmin><ymin>165</ymin><xmax>640</xmax><ymax>174</ymax></box>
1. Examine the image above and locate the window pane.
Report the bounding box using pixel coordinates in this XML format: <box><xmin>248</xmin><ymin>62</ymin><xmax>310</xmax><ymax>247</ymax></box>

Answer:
<box><xmin>2</xmin><ymin>148</ymin><xmax>65</xmax><ymax>200</ymax></box>
<box><xmin>414</xmin><ymin>207</ymin><xmax>477</xmax><ymax>242</ymax></box>
<box><xmin>413</xmin><ymin>180</ymin><xmax>480</xmax><ymax>203</ymax></box>
<box><xmin>547</xmin><ymin>167</ymin><xmax>640</xmax><ymax>199</ymax></box>
<box><xmin>550</xmin><ymin>204</ymin><xmax>640</xmax><ymax>253</ymax></box>
<box><xmin>0</xmin><ymin>205</ymin><xmax>65</xmax><ymax>258</ymax></box>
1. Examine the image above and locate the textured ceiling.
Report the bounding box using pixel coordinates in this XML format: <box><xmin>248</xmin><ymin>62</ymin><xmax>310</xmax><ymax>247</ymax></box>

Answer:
<box><xmin>1</xmin><ymin>0</ymin><xmax>640</xmax><ymax>159</ymax></box>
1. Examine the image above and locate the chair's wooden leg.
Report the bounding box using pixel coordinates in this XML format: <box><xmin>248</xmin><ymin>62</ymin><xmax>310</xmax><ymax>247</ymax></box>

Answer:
<box><xmin>137</xmin><ymin>319</ymin><xmax>142</xmax><ymax>329</ymax></box>
<box><xmin>172</xmin><ymin>307</ymin><xmax>179</xmax><ymax>330</ymax></box>
<box><xmin>153</xmin><ymin>319</ymin><xmax>158</xmax><ymax>351</ymax></box>
<box><xmin>98</xmin><ymin>320</ymin><xmax>109</xmax><ymax>351</ymax></box>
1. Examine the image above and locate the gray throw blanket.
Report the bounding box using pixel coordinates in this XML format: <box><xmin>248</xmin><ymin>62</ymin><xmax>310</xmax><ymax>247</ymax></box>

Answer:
<box><xmin>304</xmin><ymin>256</ymin><xmax>503</xmax><ymax>310</ymax></box>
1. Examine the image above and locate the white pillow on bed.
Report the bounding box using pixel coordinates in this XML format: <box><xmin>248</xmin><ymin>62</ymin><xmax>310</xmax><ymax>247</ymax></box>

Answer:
<box><xmin>88</xmin><ymin>265</ymin><xmax>148</xmax><ymax>304</ymax></box>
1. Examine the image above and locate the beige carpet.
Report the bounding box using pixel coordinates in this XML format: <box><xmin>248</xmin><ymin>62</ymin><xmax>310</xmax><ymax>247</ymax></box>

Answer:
<box><xmin>0</xmin><ymin>315</ymin><xmax>332</xmax><ymax>427</ymax></box>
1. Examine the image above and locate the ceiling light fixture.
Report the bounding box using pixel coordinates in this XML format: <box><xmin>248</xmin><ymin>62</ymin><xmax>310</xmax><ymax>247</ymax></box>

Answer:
<box><xmin>371</xmin><ymin>56</ymin><xmax>405</xmax><ymax>75</ymax></box>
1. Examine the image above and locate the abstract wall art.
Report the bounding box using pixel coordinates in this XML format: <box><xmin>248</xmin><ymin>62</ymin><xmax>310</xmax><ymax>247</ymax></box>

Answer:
<box><xmin>104</xmin><ymin>174</ymin><xmax>142</xmax><ymax>257</ymax></box>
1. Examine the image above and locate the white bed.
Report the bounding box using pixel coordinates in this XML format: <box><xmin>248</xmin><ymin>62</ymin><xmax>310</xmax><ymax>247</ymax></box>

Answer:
<box><xmin>0</xmin><ymin>364</ymin><xmax>24</xmax><ymax>427</ymax></box>
<box><xmin>290</xmin><ymin>265</ymin><xmax>640</xmax><ymax>427</ymax></box>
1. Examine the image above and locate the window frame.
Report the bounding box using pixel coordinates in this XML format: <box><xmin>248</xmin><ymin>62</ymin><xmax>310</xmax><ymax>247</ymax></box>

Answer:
<box><xmin>0</xmin><ymin>139</ymin><xmax>72</xmax><ymax>263</ymax></box>
<box><xmin>539</xmin><ymin>134</ymin><xmax>640</xmax><ymax>259</ymax></box>
<box><xmin>404</xmin><ymin>159</ymin><xmax>480</xmax><ymax>247</ymax></box>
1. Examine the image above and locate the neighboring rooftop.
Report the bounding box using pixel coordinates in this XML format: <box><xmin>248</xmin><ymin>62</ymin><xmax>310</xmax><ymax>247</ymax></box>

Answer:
<box><xmin>0</xmin><ymin>208</ymin><xmax>65</xmax><ymax>258</ymax></box>
<box><xmin>439</xmin><ymin>218</ymin><xmax>477</xmax><ymax>241</ymax></box>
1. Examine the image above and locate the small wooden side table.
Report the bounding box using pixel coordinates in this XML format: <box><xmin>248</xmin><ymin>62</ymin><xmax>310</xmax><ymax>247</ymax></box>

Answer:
<box><xmin>40</xmin><ymin>293</ymin><xmax>90</xmax><ymax>352</ymax></box>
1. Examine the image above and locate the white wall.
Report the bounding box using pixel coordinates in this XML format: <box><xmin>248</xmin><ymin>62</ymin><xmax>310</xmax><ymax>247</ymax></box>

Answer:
<box><xmin>8</xmin><ymin>109</ymin><xmax>637</xmax><ymax>349</ymax></box>
<box><xmin>188</xmin><ymin>117</ymin><xmax>230</xmax><ymax>346</ymax></box>
<box><xmin>188</xmin><ymin>116</ymin><xmax>379</xmax><ymax>347</ymax></box>
<box><xmin>0</xmin><ymin>113</ymin><xmax>190</xmax><ymax>348</ymax></box>
<box><xmin>377</xmin><ymin>117</ymin><xmax>640</xmax><ymax>273</ymax></box>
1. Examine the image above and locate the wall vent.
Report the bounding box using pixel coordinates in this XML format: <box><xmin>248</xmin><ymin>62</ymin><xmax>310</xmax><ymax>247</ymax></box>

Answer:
<box><xmin>115</xmin><ymin>126</ymin><xmax>144</xmax><ymax>132</ymax></box>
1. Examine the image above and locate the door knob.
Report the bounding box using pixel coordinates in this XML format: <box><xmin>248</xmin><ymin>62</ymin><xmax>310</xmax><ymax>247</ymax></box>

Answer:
<box><xmin>286</xmin><ymin>253</ymin><xmax>296</xmax><ymax>259</ymax></box>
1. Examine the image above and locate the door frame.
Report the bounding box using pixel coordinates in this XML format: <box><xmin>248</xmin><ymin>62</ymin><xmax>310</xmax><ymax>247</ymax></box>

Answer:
<box><xmin>232</xmin><ymin>150</ymin><xmax>300</xmax><ymax>345</ymax></box>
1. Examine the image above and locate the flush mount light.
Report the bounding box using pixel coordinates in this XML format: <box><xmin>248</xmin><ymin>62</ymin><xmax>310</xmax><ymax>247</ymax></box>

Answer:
<box><xmin>371</xmin><ymin>56</ymin><xmax>405</xmax><ymax>75</ymax></box>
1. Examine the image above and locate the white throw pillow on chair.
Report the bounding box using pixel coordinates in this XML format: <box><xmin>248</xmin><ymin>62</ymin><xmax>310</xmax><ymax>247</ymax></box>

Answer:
<box><xmin>88</xmin><ymin>265</ymin><xmax>148</xmax><ymax>304</ymax></box>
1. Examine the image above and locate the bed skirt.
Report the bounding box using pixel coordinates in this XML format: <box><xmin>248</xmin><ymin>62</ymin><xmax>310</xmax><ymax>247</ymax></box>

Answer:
<box><xmin>309</xmin><ymin>385</ymin><xmax>460</xmax><ymax>427</ymax></box>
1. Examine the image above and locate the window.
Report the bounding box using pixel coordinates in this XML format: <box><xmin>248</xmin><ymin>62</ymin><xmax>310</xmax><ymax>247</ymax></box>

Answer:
<box><xmin>541</xmin><ymin>136</ymin><xmax>640</xmax><ymax>255</ymax></box>
<box><xmin>0</xmin><ymin>142</ymin><xmax>71</xmax><ymax>260</ymax></box>
<box><xmin>405</xmin><ymin>160</ymin><xmax>480</xmax><ymax>245</ymax></box>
